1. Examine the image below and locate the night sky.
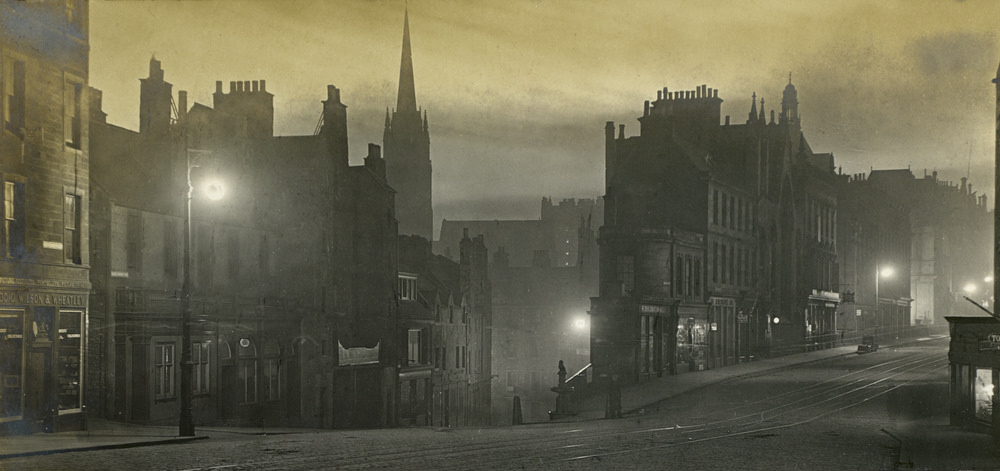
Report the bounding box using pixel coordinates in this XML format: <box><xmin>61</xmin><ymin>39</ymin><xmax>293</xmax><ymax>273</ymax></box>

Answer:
<box><xmin>89</xmin><ymin>0</ymin><xmax>1000</xmax><ymax>235</ymax></box>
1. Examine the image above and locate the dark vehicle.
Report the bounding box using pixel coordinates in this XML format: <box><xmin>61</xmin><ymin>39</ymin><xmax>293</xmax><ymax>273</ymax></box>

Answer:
<box><xmin>856</xmin><ymin>335</ymin><xmax>878</xmax><ymax>354</ymax></box>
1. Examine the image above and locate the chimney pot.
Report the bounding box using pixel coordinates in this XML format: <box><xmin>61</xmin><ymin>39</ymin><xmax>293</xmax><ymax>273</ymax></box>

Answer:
<box><xmin>216</xmin><ymin>81</ymin><xmax>223</xmax><ymax>93</ymax></box>
<box><xmin>252</xmin><ymin>80</ymin><xmax>259</xmax><ymax>92</ymax></box>
<box><xmin>230</xmin><ymin>81</ymin><xmax>236</xmax><ymax>93</ymax></box>
<box><xmin>260</xmin><ymin>79</ymin><xmax>266</xmax><ymax>92</ymax></box>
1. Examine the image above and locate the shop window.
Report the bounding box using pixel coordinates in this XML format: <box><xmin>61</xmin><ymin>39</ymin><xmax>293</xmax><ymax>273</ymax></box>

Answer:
<box><xmin>974</xmin><ymin>368</ymin><xmax>994</xmax><ymax>423</ymax></box>
<box><xmin>154</xmin><ymin>342</ymin><xmax>176</xmax><ymax>400</ymax></box>
<box><xmin>192</xmin><ymin>340</ymin><xmax>210</xmax><ymax>395</ymax></box>
<box><xmin>57</xmin><ymin>311</ymin><xmax>83</xmax><ymax>412</ymax></box>
<box><xmin>238</xmin><ymin>339</ymin><xmax>257</xmax><ymax>404</ymax></box>
<box><xmin>0</xmin><ymin>310</ymin><xmax>24</xmax><ymax>420</ymax></box>
<box><xmin>262</xmin><ymin>341</ymin><xmax>280</xmax><ymax>402</ymax></box>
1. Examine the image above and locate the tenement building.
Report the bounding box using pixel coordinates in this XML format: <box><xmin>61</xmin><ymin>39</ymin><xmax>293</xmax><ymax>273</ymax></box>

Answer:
<box><xmin>88</xmin><ymin>58</ymin><xmax>399</xmax><ymax>429</ymax></box>
<box><xmin>591</xmin><ymin>80</ymin><xmax>841</xmax><ymax>383</ymax></box>
<box><xmin>0</xmin><ymin>0</ymin><xmax>91</xmax><ymax>434</ymax></box>
<box><xmin>397</xmin><ymin>233</ymin><xmax>492</xmax><ymax>427</ymax></box>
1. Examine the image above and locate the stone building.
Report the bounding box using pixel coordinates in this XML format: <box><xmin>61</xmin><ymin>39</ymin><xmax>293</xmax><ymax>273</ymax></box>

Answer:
<box><xmin>397</xmin><ymin>233</ymin><xmax>492</xmax><ymax>427</ymax></box>
<box><xmin>592</xmin><ymin>80</ymin><xmax>841</xmax><ymax>383</ymax></box>
<box><xmin>0</xmin><ymin>0</ymin><xmax>91</xmax><ymax>434</ymax></box>
<box><xmin>88</xmin><ymin>58</ymin><xmax>399</xmax><ymax>429</ymax></box>
<box><xmin>438</xmin><ymin>198</ymin><xmax>600</xmax><ymax>424</ymax></box>
<box><xmin>384</xmin><ymin>9</ymin><xmax>432</xmax><ymax>240</ymax></box>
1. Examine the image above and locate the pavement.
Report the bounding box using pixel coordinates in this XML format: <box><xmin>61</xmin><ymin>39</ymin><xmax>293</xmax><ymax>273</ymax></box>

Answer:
<box><xmin>3</xmin><ymin>331</ymin><xmax>998</xmax><ymax>470</ymax></box>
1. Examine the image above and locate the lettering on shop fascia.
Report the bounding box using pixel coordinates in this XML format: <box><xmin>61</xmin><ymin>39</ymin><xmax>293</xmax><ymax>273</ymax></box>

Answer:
<box><xmin>0</xmin><ymin>291</ymin><xmax>86</xmax><ymax>307</ymax></box>
<box><xmin>0</xmin><ymin>277</ymin><xmax>90</xmax><ymax>290</ymax></box>
<box><xmin>640</xmin><ymin>304</ymin><xmax>668</xmax><ymax>314</ymax></box>
<box><xmin>978</xmin><ymin>333</ymin><xmax>1000</xmax><ymax>351</ymax></box>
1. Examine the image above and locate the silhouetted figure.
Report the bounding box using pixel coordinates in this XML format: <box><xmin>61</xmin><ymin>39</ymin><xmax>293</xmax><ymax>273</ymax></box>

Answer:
<box><xmin>512</xmin><ymin>395</ymin><xmax>523</xmax><ymax>425</ymax></box>
<box><xmin>557</xmin><ymin>360</ymin><xmax>567</xmax><ymax>387</ymax></box>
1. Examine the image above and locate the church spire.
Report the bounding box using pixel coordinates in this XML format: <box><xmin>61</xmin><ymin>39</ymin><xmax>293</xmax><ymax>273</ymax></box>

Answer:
<box><xmin>396</xmin><ymin>8</ymin><xmax>418</xmax><ymax>114</ymax></box>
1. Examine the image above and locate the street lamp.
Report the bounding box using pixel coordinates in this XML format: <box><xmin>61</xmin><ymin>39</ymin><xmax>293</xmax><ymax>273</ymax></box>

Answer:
<box><xmin>874</xmin><ymin>265</ymin><xmax>894</xmax><ymax>343</ymax></box>
<box><xmin>180</xmin><ymin>149</ymin><xmax>222</xmax><ymax>437</ymax></box>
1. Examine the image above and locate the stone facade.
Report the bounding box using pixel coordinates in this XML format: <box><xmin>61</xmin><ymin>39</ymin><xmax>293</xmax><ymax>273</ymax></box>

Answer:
<box><xmin>0</xmin><ymin>0</ymin><xmax>91</xmax><ymax>434</ymax></box>
<box><xmin>592</xmin><ymin>80</ymin><xmax>841</xmax><ymax>383</ymax></box>
<box><xmin>397</xmin><ymin>233</ymin><xmax>492</xmax><ymax>427</ymax></box>
<box><xmin>88</xmin><ymin>58</ymin><xmax>399</xmax><ymax>429</ymax></box>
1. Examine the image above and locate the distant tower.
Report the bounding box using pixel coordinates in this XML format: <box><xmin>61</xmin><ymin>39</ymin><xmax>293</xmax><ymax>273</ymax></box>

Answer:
<box><xmin>139</xmin><ymin>56</ymin><xmax>172</xmax><ymax>135</ymax></box>
<box><xmin>384</xmin><ymin>8</ymin><xmax>433</xmax><ymax>239</ymax></box>
<box><xmin>780</xmin><ymin>74</ymin><xmax>798</xmax><ymax>124</ymax></box>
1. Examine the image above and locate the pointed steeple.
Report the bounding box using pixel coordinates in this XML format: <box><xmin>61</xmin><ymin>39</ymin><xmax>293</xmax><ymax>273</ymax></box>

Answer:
<box><xmin>758</xmin><ymin>98</ymin><xmax>766</xmax><ymax>122</ymax></box>
<box><xmin>396</xmin><ymin>8</ymin><xmax>418</xmax><ymax>114</ymax></box>
<box><xmin>748</xmin><ymin>92</ymin><xmax>758</xmax><ymax>123</ymax></box>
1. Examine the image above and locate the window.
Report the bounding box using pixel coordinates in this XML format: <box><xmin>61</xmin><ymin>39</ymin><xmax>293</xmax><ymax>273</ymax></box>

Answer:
<box><xmin>712</xmin><ymin>243</ymin><xmax>719</xmax><ymax>283</ymax></box>
<box><xmin>164</xmin><ymin>220</ymin><xmax>178</xmax><ymax>279</ymax></box>
<box><xmin>57</xmin><ymin>311</ymin><xmax>83</xmax><ymax>411</ymax></box>
<box><xmin>3</xmin><ymin>181</ymin><xmax>25</xmax><ymax>258</ymax></box>
<box><xmin>693</xmin><ymin>258</ymin><xmax>701</xmax><ymax>296</ymax></box>
<box><xmin>455</xmin><ymin>346</ymin><xmax>460</xmax><ymax>369</ymax></box>
<box><xmin>238</xmin><ymin>340</ymin><xmax>257</xmax><ymax>404</ymax></box>
<box><xmin>65</xmin><ymin>0</ymin><xmax>84</xmax><ymax>33</ymax></box>
<box><xmin>616</xmin><ymin>256</ymin><xmax>634</xmax><ymax>295</ymax></box>
<box><xmin>4</xmin><ymin>59</ymin><xmax>25</xmax><ymax>135</ymax></box>
<box><xmin>126</xmin><ymin>212</ymin><xmax>142</xmax><ymax>270</ymax></box>
<box><xmin>262</xmin><ymin>341</ymin><xmax>280</xmax><ymax>401</ymax></box>
<box><xmin>974</xmin><ymin>368</ymin><xmax>994</xmax><ymax>423</ymax></box>
<box><xmin>721</xmin><ymin>193</ymin><xmax>727</xmax><ymax>228</ymax></box>
<box><xmin>64</xmin><ymin>193</ymin><xmax>81</xmax><ymax>264</ymax></box>
<box><xmin>154</xmin><ymin>342</ymin><xmax>176</xmax><ymax>400</ymax></box>
<box><xmin>407</xmin><ymin>329</ymin><xmax>423</xmax><ymax>366</ymax></box>
<box><xmin>64</xmin><ymin>79</ymin><xmax>82</xmax><ymax>149</ymax></box>
<box><xmin>0</xmin><ymin>310</ymin><xmax>24</xmax><ymax>419</ymax></box>
<box><xmin>398</xmin><ymin>274</ymin><xmax>418</xmax><ymax>301</ymax></box>
<box><xmin>192</xmin><ymin>340</ymin><xmax>210</xmax><ymax>395</ymax></box>
<box><xmin>720</xmin><ymin>244</ymin><xmax>728</xmax><ymax>285</ymax></box>
<box><xmin>712</xmin><ymin>190</ymin><xmax>719</xmax><ymax>225</ymax></box>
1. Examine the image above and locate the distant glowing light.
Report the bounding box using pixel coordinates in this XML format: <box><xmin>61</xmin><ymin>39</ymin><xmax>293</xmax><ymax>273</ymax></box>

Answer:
<box><xmin>964</xmin><ymin>283</ymin><xmax>977</xmax><ymax>294</ymax></box>
<box><xmin>204</xmin><ymin>180</ymin><xmax>225</xmax><ymax>200</ymax></box>
<box><xmin>879</xmin><ymin>267</ymin><xmax>895</xmax><ymax>278</ymax></box>
<box><xmin>572</xmin><ymin>317</ymin><xmax>588</xmax><ymax>330</ymax></box>
<box><xmin>772</xmin><ymin>317</ymin><xmax>780</xmax><ymax>325</ymax></box>
<box><xmin>985</xmin><ymin>275</ymin><xmax>994</xmax><ymax>283</ymax></box>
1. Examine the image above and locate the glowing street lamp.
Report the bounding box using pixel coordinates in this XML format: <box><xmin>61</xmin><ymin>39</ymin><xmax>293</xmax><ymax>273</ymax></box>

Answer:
<box><xmin>180</xmin><ymin>149</ymin><xmax>224</xmax><ymax>437</ymax></box>
<box><xmin>875</xmin><ymin>264</ymin><xmax>894</xmax><ymax>342</ymax></box>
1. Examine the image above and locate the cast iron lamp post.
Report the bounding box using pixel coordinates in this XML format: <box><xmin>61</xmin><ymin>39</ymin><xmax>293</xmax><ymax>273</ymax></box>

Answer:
<box><xmin>180</xmin><ymin>149</ymin><xmax>224</xmax><ymax>437</ymax></box>
<box><xmin>874</xmin><ymin>264</ymin><xmax>894</xmax><ymax>343</ymax></box>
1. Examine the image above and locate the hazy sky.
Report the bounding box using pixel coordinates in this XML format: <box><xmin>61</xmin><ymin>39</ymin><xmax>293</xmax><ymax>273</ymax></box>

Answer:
<box><xmin>90</xmin><ymin>0</ymin><xmax>1000</xmax><ymax>231</ymax></box>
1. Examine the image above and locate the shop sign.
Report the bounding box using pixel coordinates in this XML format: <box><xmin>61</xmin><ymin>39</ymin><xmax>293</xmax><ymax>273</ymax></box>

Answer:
<box><xmin>0</xmin><ymin>291</ymin><xmax>86</xmax><ymax>307</ymax></box>
<box><xmin>737</xmin><ymin>313</ymin><xmax>749</xmax><ymax>323</ymax></box>
<box><xmin>978</xmin><ymin>334</ymin><xmax>1000</xmax><ymax>352</ymax></box>
<box><xmin>338</xmin><ymin>341</ymin><xmax>380</xmax><ymax>366</ymax></box>
<box><xmin>640</xmin><ymin>304</ymin><xmax>668</xmax><ymax>314</ymax></box>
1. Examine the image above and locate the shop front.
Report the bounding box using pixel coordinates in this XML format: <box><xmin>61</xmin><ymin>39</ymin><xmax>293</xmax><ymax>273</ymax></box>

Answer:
<box><xmin>0</xmin><ymin>283</ymin><xmax>89</xmax><ymax>435</ymax></box>
<box><xmin>946</xmin><ymin>315</ymin><xmax>1000</xmax><ymax>433</ymax></box>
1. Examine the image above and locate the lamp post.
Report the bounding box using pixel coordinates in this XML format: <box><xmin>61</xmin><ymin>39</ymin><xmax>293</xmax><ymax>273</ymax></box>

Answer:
<box><xmin>180</xmin><ymin>149</ymin><xmax>223</xmax><ymax>437</ymax></box>
<box><xmin>874</xmin><ymin>264</ymin><xmax>894</xmax><ymax>343</ymax></box>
